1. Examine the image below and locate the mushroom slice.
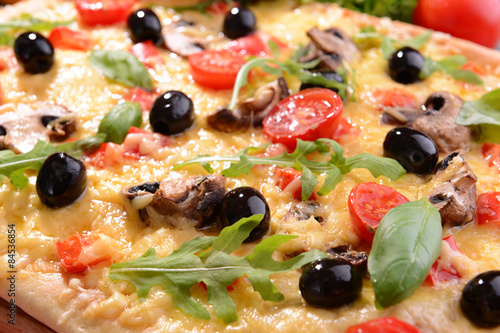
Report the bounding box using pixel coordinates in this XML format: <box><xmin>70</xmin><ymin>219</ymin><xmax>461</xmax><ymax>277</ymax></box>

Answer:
<box><xmin>300</xmin><ymin>27</ymin><xmax>359</xmax><ymax>71</ymax></box>
<box><xmin>284</xmin><ymin>201</ymin><xmax>325</xmax><ymax>223</ymax></box>
<box><xmin>0</xmin><ymin>102</ymin><xmax>76</xmax><ymax>153</ymax></box>
<box><xmin>328</xmin><ymin>245</ymin><xmax>368</xmax><ymax>276</ymax></box>
<box><xmin>207</xmin><ymin>77</ymin><xmax>289</xmax><ymax>132</ymax></box>
<box><xmin>426</xmin><ymin>151</ymin><xmax>477</xmax><ymax>226</ymax></box>
<box><xmin>122</xmin><ymin>175</ymin><xmax>226</xmax><ymax>229</ymax></box>
<box><xmin>381</xmin><ymin>106</ymin><xmax>422</xmax><ymax>126</ymax></box>
<box><xmin>162</xmin><ymin>21</ymin><xmax>212</xmax><ymax>57</ymax></box>
<box><xmin>411</xmin><ymin>92</ymin><xmax>473</xmax><ymax>153</ymax></box>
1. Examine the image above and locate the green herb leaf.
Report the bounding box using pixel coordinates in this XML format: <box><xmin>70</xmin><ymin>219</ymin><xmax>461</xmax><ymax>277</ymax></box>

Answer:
<box><xmin>98</xmin><ymin>102</ymin><xmax>142</xmax><ymax>144</ymax></box>
<box><xmin>420</xmin><ymin>56</ymin><xmax>483</xmax><ymax>85</ymax></box>
<box><xmin>172</xmin><ymin>0</ymin><xmax>235</xmax><ymax>13</ymax></box>
<box><xmin>109</xmin><ymin>215</ymin><xmax>327</xmax><ymax>323</ymax></box>
<box><xmin>174</xmin><ymin>139</ymin><xmax>406</xmax><ymax>200</ymax></box>
<box><xmin>0</xmin><ymin>135</ymin><xmax>105</xmax><ymax>189</ymax></box>
<box><xmin>89</xmin><ymin>50</ymin><xmax>153</xmax><ymax>90</ymax></box>
<box><xmin>368</xmin><ymin>199</ymin><xmax>442</xmax><ymax>309</ymax></box>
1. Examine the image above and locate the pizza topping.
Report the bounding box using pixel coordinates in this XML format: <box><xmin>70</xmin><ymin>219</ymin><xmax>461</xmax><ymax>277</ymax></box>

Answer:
<box><xmin>299</xmin><ymin>27</ymin><xmax>359</xmax><ymax>72</ymax></box>
<box><xmin>477</xmin><ymin>192</ymin><xmax>500</xmax><ymax>226</ymax></box>
<box><xmin>299</xmin><ymin>258</ymin><xmax>362</xmax><ymax>308</ymax></box>
<box><xmin>299</xmin><ymin>70</ymin><xmax>344</xmax><ymax>94</ymax></box>
<box><xmin>127</xmin><ymin>8</ymin><xmax>163</xmax><ymax>45</ymax></box>
<box><xmin>427</xmin><ymin>151</ymin><xmax>477</xmax><ymax>225</ymax></box>
<box><xmin>0</xmin><ymin>102</ymin><xmax>76</xmax><ymax>153</ymax></box>
<box><xmin>327</xmin><ymin>245</ymin><xmax>368</xmax><ymax>276</ymax></box>
<box><xmin>208</xmin><ymin>77</ymin><xmax>289</xmax><ymax>132</ymax></box>
<box><xmin>284</xmin><ymin>200</ymin><xmax>324</xmax><ymax>222</ymax></box>
<box><xmin>36</xmin><ymin>152</ymin><xmax>87</xmax><ymax>208</ymax></box>
<box><xmin>388</xmin><ymin>47</ymin><xmax>424</xmax><ymax>84</ymax></box>
<box><xmin>383</xmin><ymin>127</ymin><xmax>438</xmax><ymax>174</ymax></box>
<box><xmin>425</xmin><ymin>235</ymin><xmax>462</xmax><ymax>286</ymax></box>
<box><xmin>420</xmin><ymin>55</ymin><xmax>484</xmax><ymax>85</ymax></box>
<box><xmin>122</xmin><ymin>174</ymin><xmax>226</xmax><ymax>229</ymax></box>
<box><xmin>460</xmin><ymin>270</ymin><xmax>500</xmax><ymax>328</ymax></box>
<box><xmin>14</xmin><ymin>31</ymin><xmax>54</xmax><ymax>74</ymax></box>
<box><xmin>75</xmin><ymin>0</ymin><xmax>136</xmax><ymax>27</ymax></box>
<box><xmin>223</xmin><ymin>7</ymin><xmax>256</xmax><ymax>39</ymax></box>
<box><xmin>345</xmin><ymin>317</ymin><xmax>421</xmax><ymax>333</ymax></box>
<box><xmin>149</xmin><ymin>90</ymin><xmax>195</xmax><ymax>136</ymax></box>
<box><xmin>162</xmin><ymin>20</ymin><xmax>210</xmax><ymax>58</ymax></box>
<box><xmin>47</xmin><ymin>26</ymin><xmax>93</xmax><ymax>51</ymax></box>
<box><xmin>220</xmin><ymin>186</ymin><xmax>270</xmax><ymax>242</ymax></box>
<box><xmin>98</xmin><ymin>102</ymin><xmax>142</xmax><ymax>144</ymax></box>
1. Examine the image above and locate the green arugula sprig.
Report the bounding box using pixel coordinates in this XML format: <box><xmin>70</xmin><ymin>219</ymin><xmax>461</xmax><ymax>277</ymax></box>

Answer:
<box><xmin>419</xmin><ymin>55</ymin><xmax>484</xmax><ymax>85</ymax></box>
<box><xmin>110</xmin><ymin>215</ymin><xmax>327</xmax><ymax>323</ymax></box>
<box><xmin>174</xmin><ymin>139</ymin><xmax>406</xmax><ymax>200</ymax></box>
<box><xmin>172</xmin><ymin>0</ymin><xmax>237</xmax><ymax>13</ymax></box>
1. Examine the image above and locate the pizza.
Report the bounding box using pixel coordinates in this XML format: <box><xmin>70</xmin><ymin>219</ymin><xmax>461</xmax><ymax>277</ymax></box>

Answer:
<box><xmin>0</xmin><ymin>0</ymin><xmax>500</xmax><ymax>332</ymax></box>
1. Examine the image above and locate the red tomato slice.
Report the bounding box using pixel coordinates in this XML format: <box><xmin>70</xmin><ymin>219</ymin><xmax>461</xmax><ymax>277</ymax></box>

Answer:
<box><xmin>224</xmin><ymin>34</ymin><xmax>268</xmax><ymax>56</ymax></box>
<box><xmin>462</xmin><ymin>62</ymin><xmax>485</xmax><ymax>77</ymax></box>
<box><xmin>206</xmin><ymin>0</ymin><xmax>239</xmax><ymax>15</ymax></box>
<box><xmin>276</xmin><ymin>167</ymin><xmax>315</xmax><ymax>201</ymax></box>
<box><xmin>477</xmin><ymin>192</ymin><xmax>500</xmax><ymax>226</ymax></box>
<box><xmin>48</xmin><ymin>26</ymin><xmax>93</xmax><ymax>51</ymax></box>
<box><xmin>482</xmin><ymin>142</ymin><xmax>500</xmax><ymax>171</ymax></box>
<box><xmin>0</xmin><ymin>48</ymin><xmax>17</xmax><ymax>71</ymax></box>
<box><xmin>129</xmin><ymin>41</ymin><xmax>164</xmax><ymax>69</ymax></box>
<box><xmin>348</xmin><ymin>182</ymin><xmax>409</xmax><ymax>244</ymax></box>
<box><xmin>56</xmin><ymin>233</ymin><xmax>113</xmax><ymax>273</ymax></box>
<box><xmin>263</xmin><ymin>88</ymin><xmax>343</xmax><ymax>150</ymax></box>
<box><xmin>75</xmin><ymin>0</ymin><xmax>136</xmax><ymax>26</ymax></box>
<box><xmin>370</xmin><ymin>88</ymin><xmax>418</xmax><ymax>109</ymax></box>
<box><xmin>345</xmin><ymin>317</ymin><xmax>421</xmax><ymax>333</ymax></box>
<box><xmin>124</xmin><ymin>87</ymin><xmax>156</xmax><ymax>112</ymax></box>
<box><xmin>425</xmin><ymin>236</ymin><xmax>461</xmax><ymax>285</ymax></box>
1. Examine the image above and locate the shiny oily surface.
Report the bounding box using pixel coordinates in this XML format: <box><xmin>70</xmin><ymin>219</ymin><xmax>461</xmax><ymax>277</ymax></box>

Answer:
<box><xmin>460</xmin><ymin>270</ymin><xmax>500</xmax><ymax>327</ymax></box>
<box><xmin>127</xmin><ymin>8</ymin><xmax>163</xmax><ymax>45</ymax></box>
<box><xmin>14</xmin><ymin>31</ymin><xmax>54</xmax><ymax>74</ymax></box>
<box><xmin>149</xmin><ymin>90</ymin><xmax>195</xmax><ymax>136</ymax></box>
<box><xmin>388</xmin><ymin>47</ymin><xmax>425</xmax><ymax>84</ymax></box>
<box><xmin>223</xmin><ymin>7</ymin><xmax>257</xmax><ymax>39</ymax></box>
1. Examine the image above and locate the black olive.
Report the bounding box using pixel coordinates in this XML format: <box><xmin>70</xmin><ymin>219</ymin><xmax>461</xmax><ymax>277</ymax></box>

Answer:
<box><xmin>383</xmin><ymin>127</ymin><xmax>438</xmax><ymax>174</ymax></box>
<box><xmin>0</xmin><ymin>125</ymin><xmax>6</xmax><ymax>136</ymax></box>
<box><xmin>223</xmin><ymin>7</ymin><xmax>256</xmax><ymax>39</ymax></box>
<box><xmin>127</xmin><ymin>8</ymin><xmax>163</xmax><ymax>45</ymax></box>
<box><xmin>36</xmin><ymin>152</ymin><xmax>87</xmax><ymax>208</ymax></box>
<box><xmin>14</xmin><ymin>32</ymin><xmax>54</xmax><ymax>74</ymax></box>
<box><xmin>220</xmin><ymin>186</ymin><xmax>270</xmax><ymax>243</ymax></box>
<box><xmin>149</xmin><ymin>90</ymin><xmax>195</xmax><ymax>136</ymax></box>
<box><xmin>300</xmin><ymin>71</ymin><xmax>344</xmax><ymax>94</ymax></box>
<box><xmin>423</xmin><ymin>94</ymin><xmax>446</xmax><ymax>111</ymax></box>
<box><xmin>461</xmin><ymin>270</ymin><xmax>500</xmax><ymax>328</ymax></box>
<box><xmin>128</xmin><ymin>182</ymin><xmax>160</xmax><ymax>194</ymax></box>
<box><xmin>388</xmin><ymin>47</ymin><xmax>425</xmax><ymax>84</ymax></box>
<box><xmin>299</xmin><ymin>258</ymin><xmax>362</xmax><ymax>308</ymax></box>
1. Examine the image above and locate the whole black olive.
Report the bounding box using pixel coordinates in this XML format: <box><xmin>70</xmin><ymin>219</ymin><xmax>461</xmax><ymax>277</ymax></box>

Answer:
<box><xmin>149</xmin><ymin>90</ymin><xmax>195</xmax><ymax>136</ymax></box>
<box><xmin>300</xmin><ymin>71</ymin><xmax>344</xmax><ymax>94</ymax></box>
<box><xmin>14</xmin><ymin>31</ymin><xmax>54</xmax><ymax>74</ymax></box>
<box><xmin>223</xmin><ymin>7</ymin><xmax>256</xmax><ymax>39</ymax></box>
<box><xmin>36</xmin><ymin>152</ymin><xmax>87</xmax><ymax>208</ymax></box>
<box><xmin>127</xmin><ymin>8</ymin><xmax>163</xmax><ymax>45</ymax></box>
<box><xmin>388</xmin><ymin>47</ymin><xmax>425</xmax><ymax>84</ymax></box>
<box><xmin>220</xmin><ymin>187</ymin><xmax>270</xmax><ymax>242</ymax></box>
<box><xmin>383</xmin><ymin>127</ymin><xmax>438</xmax><ymax>174</ymax></box>
<box><xmin>461</xmin><ymin>270</ymin><xmax>500</xmax><ymax>328</ymax></box>
<box><xmin>299</xmin><ymin>258</ymin><xmax>362</xmax><ymax>308</ymax></box>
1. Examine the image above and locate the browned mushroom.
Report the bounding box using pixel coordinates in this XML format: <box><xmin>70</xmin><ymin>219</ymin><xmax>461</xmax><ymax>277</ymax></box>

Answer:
<box><xmin>426</xmin><ymin>151</ymin><xmax>477</xmax><ymax>225</ymax></box>
<box><xmin>299</xmin><ymin>27</ymin><xmax>359</xmax><ymax>71</ymax></box>
<box><xmin>328</xmin><ymin>245</ymin><xmax>368</xmax><ymax>276</ymax></box>
<box><xmin>207</xmin><ymin>77</ymin><xmax>289</xmax><ymax>132</ymax></box>
<box><xmin>121</xmin><ymin>175</ymin><xmax>226</xmax><ymax>229</ymax></box>
<box><xmin>162</xmin><ymin>21</ymin><xmax>213</xmax><ymax>58</ymax></box>
<box><xmin>0</xmin><ymin>102</ymin><xmax>76</xmax><ymax>153</ymax></box>
<box><xmin>284</xmin><ymin>200</ymin><xmax>325</xmax><ymax>223</ymax></box>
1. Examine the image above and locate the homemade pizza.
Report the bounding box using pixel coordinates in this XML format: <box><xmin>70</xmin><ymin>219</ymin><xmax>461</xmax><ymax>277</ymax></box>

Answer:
<box><xmin>0</xmin><ymin>0</ymin><xmax>500</xmax><ymax>332</ymax></box>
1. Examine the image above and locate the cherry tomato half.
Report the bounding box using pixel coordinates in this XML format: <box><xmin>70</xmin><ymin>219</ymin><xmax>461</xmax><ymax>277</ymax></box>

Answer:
<box><xmin>348</xmin><ymin>182</ymin><xmax>409</xmax><ymax>244</ymax></box>
<box><xmin>477</xmin><ymin>192</ymin><xmax>500</xmax><ymax>226</ymax></box>
<box><xmin>75</xmin><ymin>0</ymin><xmax>136</xmax><ymax>26</ymax></box>
<box><xmin>345</xmin><ymin>317</ymin><xmax>421</xmax><ymax>333</ymax></box>
<box><xmin>48</xmin><ymin>26</ymin><xmax>93</xmax><ymax>51</ymax></box>
<box><xmin>413</xmin><ymin>0</ymin><xmax>500</xmax><ymax>48</ymax></box>
<box><xmin>263</xmin><ymin>88</ymin><xmax>343</xmax><ymax>150</ymax></box>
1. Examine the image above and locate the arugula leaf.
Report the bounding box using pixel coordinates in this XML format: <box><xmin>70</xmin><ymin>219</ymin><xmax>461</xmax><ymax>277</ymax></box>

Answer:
<box><xmin>88</xmin><ymin>50</ymin><xmax>153</xmax><ymax>90</ymax></box>
<box><xmin>455</xmin><ymin>89</ymin><xmax>500</xmax><ymax>143</ymax></box>
<box><xmin>172</xmin><ymin>0</ymin><xmax>236</xmax><ymax>13</ymax></box>
<box><xmin>174</xmin><ymin>139</ymin><xmax>406</xmax><ymax>200</ymax></box>
<box><xmin>109</xmin><ymin>215</ymin><xmax>327</xmax><ymax>323</ymax></box>
<box><xmin>0</xmin><ymin>135</ymin><xmax>105</xmax><ymax>189</ymax></box>
<box><xmin>368</xmin><ymin>199</ymin><xmax>442</xmax><ymax>309</ymax></box>
<box><xmin>420</xmin><ymin>55</ymin><xmax>483</xmax><ymax>85</ymax></box>
<box><xmin>98</xmin><ymin>102</ymin><xmax>142</xmax><ymax>144</ymax></box>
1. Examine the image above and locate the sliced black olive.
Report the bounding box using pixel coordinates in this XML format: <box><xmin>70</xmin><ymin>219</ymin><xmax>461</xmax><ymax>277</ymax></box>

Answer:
<box><xmin>220</xmin><ymin>186</ymin><xmax>270</xmax><ymax>242</ymax></box>
<box><xmin>128</xmin><ymin>182</ymin><xmax>160</xmax><ymax>194</ymax></box>
<box><xmin>223</xmin><ymin>7</ymin><xmax>256</xmax><ymax>39</ymax></box>
<box><xmin>300</xmin><ymin>71</ymin><xmax>344</xmax><ymax>94</ymax></box>
<box><xmin>299</xmin><ymin>258</ymin><xmax>362</xmax><ymax>308</ymax></box>
<box><xmin>383</xmin><ymin>127</ymin><xmax>438</xmax><ymax>174</ymax></box>
<box><xmin>14</xmin><ymin>31</ymin><xmax>54</xmax><ymax>74</ymax></box>
<box><xmin>461</xmin><ymin>270</ymin><xmax>500</xmax><ymax>328</ymax></box>
<box><xmin>36</xmin><ymin>152</ymin><xmax>87</xmax><ymax>208</ymax></box>
<box><xmin>423</xmin><ymin>93</ymin><xmax>446</xmax><ymax>112</ymax></box>
<box><xmin>149</xmin><ymin>90</ymin><xmax>195</xmax><ymax>136</ymax></box>
<box><xmin>127</xmin><ymin>8</ymin><xmax>163</xmax><ymax>45</ymax></box>
<box><xmin>388</xmin><ymin>47</ymin><xmax>425</xmax><ymax>84</ymax></box>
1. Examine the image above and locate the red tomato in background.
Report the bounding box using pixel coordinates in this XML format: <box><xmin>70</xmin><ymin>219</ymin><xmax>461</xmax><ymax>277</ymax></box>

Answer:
<box><xmin>75</xmin><ymin>0</ymin><xmax>136</xmax><ymax>26</ymax></box>
<box><xmin>48</xmin><ymin>26</ymin><xmax>93</xmax><ymax>51</ymax></box>
<box><xmin>348</xmin><ymin>182</ymin><xmax>409</xmax><ymax>244</ymax></box>
<box><xmin>263</xmin><ymin>88</ymin><xmax>343</xmax><ymax>150</ymax></box>
<box><xmin>345</xmin><ymin>317</ymin><xmax>421</xmax><ymax>333</ymax></box>
<box><xmin>477</xmin><ymin>192</ymin><xmax>500</xmax><ymax>226</ymax></box>
<box><xmin>413</xmin><ymin>0</ymin><xmax>500</xmax><ymax>48</ymax></box>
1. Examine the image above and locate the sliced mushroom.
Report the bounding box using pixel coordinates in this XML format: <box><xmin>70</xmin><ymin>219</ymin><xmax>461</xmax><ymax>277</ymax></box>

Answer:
<box><xmin>284</xmin><ymin>200</ymin><xmax>325</xmax><ymax>223</ymax></box>
<box><xmin>426</xmin><ymin>151</ymin><xmax>477</xmax><ymax>226</ymax></box>
<box><xmin>162</xmin><ymin>20</ymin><xmax>213</xmax><ymax>57</ymax></box>
<box><xmin>0</xmin><ymin>102</ymin><xmax>76</xmax><ymax>153</ymax></box>
<box><xmin>328</xmin><ymin>245</ymin><xmax>368</xmax><ymax>276</ymax></box>
<box><xmin>121</xmin><ymin>175</ymin><xmax>226</xmax><ymax>229</ymax></box>
<box><xmin>299</xmin><ymin>27</ymin><xmax>359</xmax><ymax>71</ymax></box>
<box><xmin>207</xmin><ymin>77</ymin><xmax>289</xmax><ymax>132</ymax></box>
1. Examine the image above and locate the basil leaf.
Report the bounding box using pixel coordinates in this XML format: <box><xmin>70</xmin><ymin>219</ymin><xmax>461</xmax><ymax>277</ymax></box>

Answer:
<box><xmin>89</xmin><ymin>50</ymin><xmax>153</xmax><ymax>89</ymax></box>
<box><xmin>98</xmin><ymin>102</ymin><xmax>142</xmax><ymax>144</ymax></box>
<box><xmin>368</xmin><ymin>199</ymin><xmax>442</xmax><ymax>309</ymax></box>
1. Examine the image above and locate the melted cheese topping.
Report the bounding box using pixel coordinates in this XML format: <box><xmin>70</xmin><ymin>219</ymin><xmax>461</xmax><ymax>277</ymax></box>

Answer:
<box><xmin>1</xmin><ymin>1</ymin><xmax>500</xmax><ymax>332</ymax></box>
